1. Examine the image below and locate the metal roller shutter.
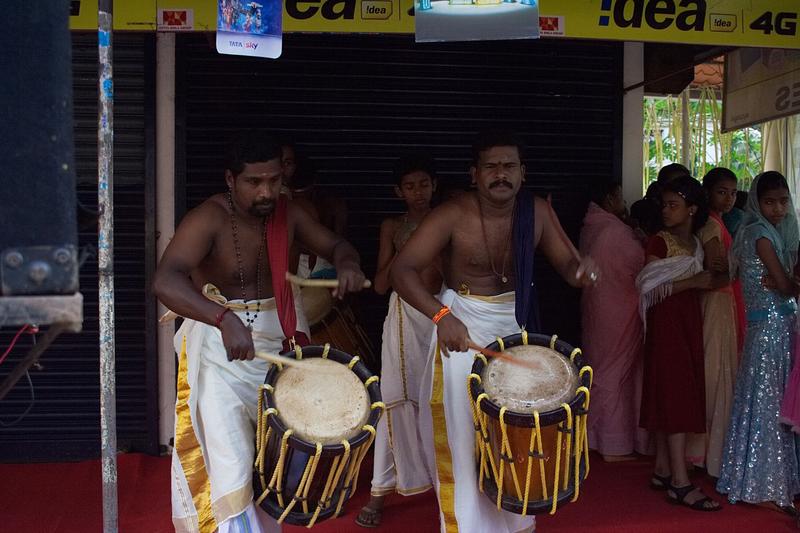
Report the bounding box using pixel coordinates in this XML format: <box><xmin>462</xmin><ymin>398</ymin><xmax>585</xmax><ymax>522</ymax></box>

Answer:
<box><xmin>0</xmin><ymin>33</ymin><xmax>158</xmax><ymax>462</ymax></box>
<box><xmin>177</xmin><ymin>33</ymin><xmax>623</xmax><ymax>364</ymax></box>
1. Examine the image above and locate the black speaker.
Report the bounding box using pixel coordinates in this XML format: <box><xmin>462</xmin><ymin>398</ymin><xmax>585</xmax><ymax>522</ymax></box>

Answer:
<box><xmin>0</xmin><ymin>3</ymin><xmax>78</xmax><ymax>295</ymax></box>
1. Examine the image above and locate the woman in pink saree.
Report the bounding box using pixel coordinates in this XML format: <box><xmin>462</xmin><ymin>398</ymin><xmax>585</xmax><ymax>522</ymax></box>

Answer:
<box><xmin>580</xmin><ymin>183</ymin><xmax>647</xmax><ymax>460</ymax></box>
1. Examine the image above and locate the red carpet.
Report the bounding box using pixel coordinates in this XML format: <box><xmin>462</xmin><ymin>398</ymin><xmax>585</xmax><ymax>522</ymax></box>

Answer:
<box><xmin>1</xmin><ymin>452</ymin><xmax>797</xmax><ymax>532</ymax></box>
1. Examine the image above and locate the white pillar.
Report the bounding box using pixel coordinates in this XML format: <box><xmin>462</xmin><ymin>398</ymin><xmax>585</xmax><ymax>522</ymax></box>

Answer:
<box><xmin>622</xmin><ymin>42</ymin><xmax>644</xmax><ymax>203</ymax></box>
<box><xmin>156</xmin><ymin>32</ymin><xmax>176</xmax><ymax>449</ymax></box>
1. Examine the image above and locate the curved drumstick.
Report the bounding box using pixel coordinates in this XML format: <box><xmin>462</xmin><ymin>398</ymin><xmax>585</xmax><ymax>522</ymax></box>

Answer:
<box><xmin>467</xmin><ymin>341</ymin><xmax>542</xmax><ymax>371</ymax></box>
<box><xmin>285</xmin><ymin>272</ymin><xmax>372</xmax><ymax>289</ymax></box>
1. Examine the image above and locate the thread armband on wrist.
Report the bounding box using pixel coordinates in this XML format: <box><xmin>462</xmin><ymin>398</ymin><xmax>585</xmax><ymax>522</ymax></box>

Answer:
<box><xmin>432</xmin><ymin>306</ymin><xmax>451</xmax><ymax>325</ymax></box>
<box><xmin>214</xmin><ymin>308</ymin><xmax>231</xmax><ymax>329</ymax></box>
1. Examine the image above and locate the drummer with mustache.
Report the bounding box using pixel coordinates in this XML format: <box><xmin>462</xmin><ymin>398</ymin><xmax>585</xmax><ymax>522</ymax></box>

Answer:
<box><xmin>153</xmin><ymin>131</ymin><xmax>366</xmax><ymax>533</ymax></box>
<box><xmin>391</xmin><ymin>129</ymin><xmax>599</xmax><ymax>533</ymax></box>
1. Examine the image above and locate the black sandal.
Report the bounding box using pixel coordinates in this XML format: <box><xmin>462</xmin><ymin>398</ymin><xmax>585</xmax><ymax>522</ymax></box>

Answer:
<box><xmin>649</xmin><ymin>472</ymin><xmax>671</xmax><ymax>491</ymax></box>
<box><xmin>355</xmin><ymin>506</ymin><xmax>382</xmax><ymax>528</ymax></box>
<box><xmin>667</xmin><ymin>484</ymin><xmax>721</xmax><ymax>512</ymax></box>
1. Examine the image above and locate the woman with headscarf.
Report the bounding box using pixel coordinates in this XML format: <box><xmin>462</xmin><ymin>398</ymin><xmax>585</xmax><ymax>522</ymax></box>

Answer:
<box><xmin>717</xmin><ymin>171</ymin><xmax>800</xmax><ymax>515</ymax></box>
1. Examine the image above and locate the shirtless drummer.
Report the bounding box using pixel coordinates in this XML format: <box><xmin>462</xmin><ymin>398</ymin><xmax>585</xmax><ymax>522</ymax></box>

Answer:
<box><xmin>153</xmin><ymin>131</ymin><xmax>366</xmax><ymax>533</ymax></box>
<box><xmin>391</xmin><ymin>130</ymin><xmax>599</xmax><ymax>533</ymax></box>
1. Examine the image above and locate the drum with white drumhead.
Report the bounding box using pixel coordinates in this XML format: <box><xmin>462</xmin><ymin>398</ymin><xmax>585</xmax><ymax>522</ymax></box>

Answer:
<box><xmin>254</xmin><ymin>344</ymin><xmax>384</xmax><ymax>526</ymax></box>
<box><xmin>468</xmin><ymin>332</ymin><xmax>592</xmax><ymax>516</ymax></box>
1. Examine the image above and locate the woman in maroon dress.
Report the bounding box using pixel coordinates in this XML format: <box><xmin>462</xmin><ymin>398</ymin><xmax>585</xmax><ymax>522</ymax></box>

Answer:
<box><xmin>636</xmin><ymin>176</ymin><xmax>720</xmax><ymax>511</ymax></box>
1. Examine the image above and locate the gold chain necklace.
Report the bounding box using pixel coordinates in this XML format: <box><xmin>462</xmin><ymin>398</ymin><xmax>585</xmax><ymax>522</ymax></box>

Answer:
<box><xmin>477</xmin><ymin>197</ymin><xmax>513</xmax><ymax>284</ymax></box>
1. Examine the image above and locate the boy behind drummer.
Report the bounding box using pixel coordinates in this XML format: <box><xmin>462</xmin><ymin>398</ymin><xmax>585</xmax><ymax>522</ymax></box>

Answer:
<box><xmin>356</xmin><ymin>155</ymin><xmax>441</xmax><ymax>528</ymax></box>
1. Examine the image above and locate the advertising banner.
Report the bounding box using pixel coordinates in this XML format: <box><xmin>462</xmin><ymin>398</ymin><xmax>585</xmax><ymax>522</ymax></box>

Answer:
<box><xmin>723</xmin><ymin>49</ymin><xmax>800</xmax><ymax>131</ymax></box>
<box><xmin>216</xmin><ymin>0</ymin><xmax>282</xmax><ymax>59</ymax></box>
<box><xmin>68</xmin><ymin>0</ymin><xmax>800</xmax><ymax>51</ymax></box>
<box><xmin>559</xmin><ymin>0</ymin><xmax>800</xmax><ymax>49</ymax></box>
<box><xmin>414</xmin><ymin>0</ymin><xmax>539</xmax><ymax>43</ymax></box>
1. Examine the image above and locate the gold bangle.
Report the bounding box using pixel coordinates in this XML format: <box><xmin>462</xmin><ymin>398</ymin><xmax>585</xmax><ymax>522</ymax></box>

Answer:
<box><xmin>432</xmin><ymin>306</ymin><xmax>451</xmax><ymax>324</ymax></box>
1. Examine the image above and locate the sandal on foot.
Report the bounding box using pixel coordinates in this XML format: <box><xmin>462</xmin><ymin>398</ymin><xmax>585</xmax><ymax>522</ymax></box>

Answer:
<box><xmin>649</xmin><ymin>472</ymin><xmax>671</xmax><ymax>491</ymax></box>
<box><xmin>355</xmin><ymin>506</ymin><xmax>382</xmax><ymax>528</ymax></box>
<box><xmin>667</xmin><ymin>484</ymin><xmax>721</xmax><ymax>512</ymax></box>
<box><xmin>777</xmin><ymin>504</ymin><xmax>799</xmax><ymax>517</ymax></box>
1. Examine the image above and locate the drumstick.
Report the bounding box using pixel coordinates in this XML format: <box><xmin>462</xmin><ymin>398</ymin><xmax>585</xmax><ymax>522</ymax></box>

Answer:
<box><xmin>254</xmin><ymin>350</ymin><xmax>331</xmax><ymax>371</ymax></box>
<box><xmin>467</xmin><ymin>341</ymin><xmax>542</xmax><ymax>371</ymax></box>
<box><xmin>285</xmin><ymin>272</ymin><xmax>372</xmax><ymax>289</ymax></box>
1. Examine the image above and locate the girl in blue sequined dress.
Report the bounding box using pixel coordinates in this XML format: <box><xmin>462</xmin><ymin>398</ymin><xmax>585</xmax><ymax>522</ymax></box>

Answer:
<box><xmin>717</xmin><ymin>171</ymin><xmax>800</xmax><ymax>513</ymax></box>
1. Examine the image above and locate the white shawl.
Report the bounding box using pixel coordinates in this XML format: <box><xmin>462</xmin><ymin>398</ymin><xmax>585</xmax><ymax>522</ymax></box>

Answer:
<box><xmin>635</xmin><ymin>236</ymin><xmax>704</xmax><ymax>331</ymax></box>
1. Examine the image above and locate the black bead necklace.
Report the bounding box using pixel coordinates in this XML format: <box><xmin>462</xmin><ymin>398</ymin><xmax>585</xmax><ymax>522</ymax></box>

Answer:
<box><xmin>228</xmin><ymin>191</ymin><xmax>266</xmax><ymax>330</ymax></box>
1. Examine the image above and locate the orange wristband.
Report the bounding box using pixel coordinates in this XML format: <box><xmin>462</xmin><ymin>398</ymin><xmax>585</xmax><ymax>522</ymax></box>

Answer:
<box><xmin>432</xmin><ymin>306</ymin><xmax>451</xmax><ymax>324</ymax></box>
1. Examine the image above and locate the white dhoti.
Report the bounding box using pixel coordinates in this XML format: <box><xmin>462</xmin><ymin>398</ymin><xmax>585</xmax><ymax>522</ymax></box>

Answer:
<box><xmin>418</xmin><ymin>289</ymin><xmax>535</xmax><ymax>533</ymax></box>
<box><xmin>171</xmin><ymin>294</ymin><xmax>309</xmax><ymax>533</ymax></box>
<box><xmin>371</xmin><ymin>292</ymin><xmax>434</xmax><ymax>497</ymax></box>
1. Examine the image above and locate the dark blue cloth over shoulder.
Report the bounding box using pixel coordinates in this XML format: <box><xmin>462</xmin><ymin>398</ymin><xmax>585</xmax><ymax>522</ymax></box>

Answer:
<box><xmin>513</xmin><ymin>191</ymin><xmax>541</xmax><ymax>333</ymax></box>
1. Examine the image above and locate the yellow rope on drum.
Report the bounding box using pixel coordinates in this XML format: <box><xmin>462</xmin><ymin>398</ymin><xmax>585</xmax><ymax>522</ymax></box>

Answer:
<box><xmin>521</xmin><ymin>329</ymin><xmax>529</xmax><ymax>345</ymax></box>
<box><xmin>549</xmin><ymin>335</ymin><xmax>558</xmax><ymax>350</ymax></box>
<box><xmin>273</xmin><ymin>429</ymin><xmax>294</xmax><ymax>508</ymax></box>
<box><xmin>495</xmin><ymin>337</ymin><xmax>505</xmax><ymax>352</ymax></box>
<box><xmin>498</xmin><ymin>406</ymin><xmax>524</xmax><ymax>507</ymax></box>
<box><xmin>294</xmin><ymin>345</ymin><xmax>303</xmax><ymax>359</ymax></box>
<box><xmin>308</xmin><ymin>439</ymin><xmax>351</xmax><ymax>528</ymax></box>
<box><xmin>365</xmin><ymin>375</ymin><xmax>379</xmax><ymax>387</ymax></box>
<box><xmin>336</xmin><ymin>424</ymin><xmax>376</xmax><ymax>516</ymax></box>
<box><xmin>300</xmin><ymin>443</ymin><xmax>324</xmax><ymax>514</ymax></box>
<box><xmin>277</xmin><ymin>441</ymin><xmax>323</xmax><ymax>522</ymax></box>
<box><xmin>572</xmin><ymin>386</ymin><xmax>591</xmax><ymax>501</ymax></box>
<box><xmin>475</xmin><ymin>393</ymin><xmax>500</xmax><ymax>485</ymax></box>
<box><xmin>520</xmin><ymin>410</ymin><xmax>542</xmax><ymax>516</ymax></box>
<box><xmin>533</xmin><ymin>411</ymin><xmax>548</xmax><ymax>501</ymax></box>
<box><xmin>348</xmin><ymin>356</ymin><xmax>360</xmax><ymax>370</ymax></box>
<box><xmin>569</xmin><ymin>348</ymin><xmax>581</xmax><ymax>363</ymax></box>
<box><xmin>322</xmin><ymin>344</ymin><xmax>330</xmax><ymax>358</ymax></box>
<box><xmin>549</xmin><ymin>402</ymin><xmax>573</xmax><ymax>515</ymax></box>
<box><xmin>580</xmin><ymin>366</ymin><xmax>594</xmax><ymax>388</ymax></box>
<box><xmin>256</xmin><ymin>385</ymin><xmax>266</xmax><ymax>454</ymax></box>
<box><xmin>560</xmin><ymin>403</ymin><xmax>573</xmax><ymax>492</ymax></box>
<box><xmin>467</xmin><ymin>374</ymin><xmax>484</xmax><ymax>478</ymax></box>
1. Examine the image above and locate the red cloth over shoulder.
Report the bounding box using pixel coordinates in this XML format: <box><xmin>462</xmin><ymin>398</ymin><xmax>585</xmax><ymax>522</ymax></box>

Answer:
<box><xmin>645</xmin><ymin>234</ymin><xmax>668</xmax><ymax>259</ymax></box>
<box><xmin>266</xmin><ymin>196</ymin><xmax>310</xmax><ymax>351</ymax></box>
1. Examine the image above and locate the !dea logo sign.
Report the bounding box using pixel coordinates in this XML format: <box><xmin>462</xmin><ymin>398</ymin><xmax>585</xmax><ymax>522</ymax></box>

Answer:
<box><xmin>286</xmin><ymin>0</ymin><xmax>392</xmax><ymax>21</ymax></box>
<box><xmin>598</xmin><ymin>0</ymin><xmax>706</xmax><ymax>32</ymax></box>
<box><xmin>362</xmin><ymin>1</ymin><xmax>392</xmax><ymax>20</ymax></box>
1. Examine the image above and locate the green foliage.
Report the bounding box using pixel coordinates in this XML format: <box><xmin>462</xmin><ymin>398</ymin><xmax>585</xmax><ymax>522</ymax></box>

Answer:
<box><xmin>643</xmin><ymin>88</ymin><xmax>761</xmax><ymax>194</ymax></box>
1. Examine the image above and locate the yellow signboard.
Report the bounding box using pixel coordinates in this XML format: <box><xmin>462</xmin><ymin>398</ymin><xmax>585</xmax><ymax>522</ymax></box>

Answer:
<box><xmin>68</xmin><ymin>0</ymin><xmax>800</xmax><ymax>50</ymax></box>
<box><xmin>556</xmin><ymin>0</ymin><xmax>800</xmax><ymax>49</ymax></box>
<box><xmin>70</xmin><ymin>1</ymin><xmax>157</xmax><ymax>31</ymax></box>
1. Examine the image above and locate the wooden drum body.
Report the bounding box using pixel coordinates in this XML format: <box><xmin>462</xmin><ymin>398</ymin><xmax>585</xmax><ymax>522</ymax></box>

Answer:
<box><xmin>468</xmin><ymin>332</ymin><xmax>593</xmax><ymax>516</ymax></box>
<box><xmin>302</xmin><ymin>286</ymin><xmax>376</xmax><ymax>367</ymax></box>
<box><xmin>254</xmin><ymin>344</ymin><xmax>384</xmax><ymax>527</ymax></box>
